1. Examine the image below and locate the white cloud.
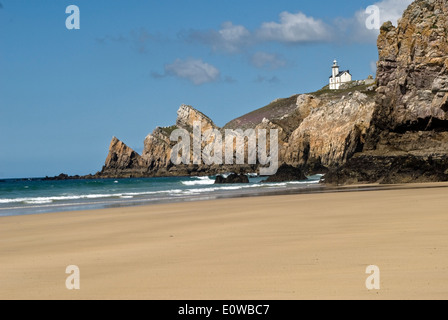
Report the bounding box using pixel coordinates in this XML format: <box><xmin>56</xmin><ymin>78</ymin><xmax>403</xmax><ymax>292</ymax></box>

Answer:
<box><xmin>250</xmin><ymin>52</ymin><xmax>287</xmax><ymax>69</ymax></box>
<box><xmin>257</xmin><ymin>11</ymin><xmax>331</xmax><ymax>43</ymax></box>
<box><xmin>164</xmin><ymin>58</ymin><xmax>220</xmax><ymax>85</ymax></box>
<box><xmin>340</xmin><ymin>0</ymin><xmax>413</xmax><ymax>43</ymax></box>
<box><xmin>374</xmin><ymin>0</ymin><xmax>413</xmax><ymax>26</ymax></box>
<box><xmin>182</xmin><ymin>22</ymin><xmax>251</xmax><ymax>53</ymax></box>
<box><xmin>218</xmin><ymin>22</ymin><xmax>251</xmax><ymax>52</ymax></box>
<box><xmin>183</xmin><ymin>12</ymin><xmax>331</xmax><ymax>51</ymax></box>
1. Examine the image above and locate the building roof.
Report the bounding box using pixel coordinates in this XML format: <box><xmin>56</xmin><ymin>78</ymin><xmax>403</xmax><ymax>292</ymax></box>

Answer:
<box><xmin>329</xmin><ymin>70</ymin><xmax>351</xmax><ymax>78</ymax></box>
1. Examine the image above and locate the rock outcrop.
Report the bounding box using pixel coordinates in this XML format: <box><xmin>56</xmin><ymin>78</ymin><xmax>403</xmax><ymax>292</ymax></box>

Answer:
<box><xmin>215</xmin><ymin>174</ymin><xmax>250</xmax><ymax>184</ymax></box>
<box><xmin>104</xmin><ymin>137</ymin><xmax>144</xmax><ymax>170</ymax></box>
<box><xmin>263</xmin><ymin>164</ymin><xmax>307</xmax><ymax>183</ymax></box>
<box><xmin>176</xmin><ymin>104</ymin><xmax>218</xmax><ymax>132</ymax></box>
<box><xmin>283</xmin><ymin>92</ymin><xmax>374</xmax><ymax>170</ymax></box>
<box><xmin>326</xmin><ymin>0</ymin><xmax>448</xmax><ymax>185</ymax></box>
<box><xmin>142</xmin><ymin>128</ymin><xmax>172</xmax><ymax>172</ymax></box>
<box><xmin>95</xmin><ymin>86</ymin><xmax>376</xmax><ymax>178</ymax></box>
<box><xmin>100</xmin><ymin>137</ymin><xmax>148</xmax><ymax>178</ymax></box>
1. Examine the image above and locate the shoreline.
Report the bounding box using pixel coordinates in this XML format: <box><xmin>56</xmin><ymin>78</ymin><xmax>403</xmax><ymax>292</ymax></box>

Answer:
<box><xmin>3</xmin><ymin>179</ymin><xmax>448</xmax><ymax>218</ymax></box>
<box><xmin>1</xmin><ymin>182</ymin><xmax>448</xmax><ymax>299</ymax></box>
<box><xmin>0</xmin><ymin>176</ymin><xmax>323</xmax><ymax>217</ymax></box>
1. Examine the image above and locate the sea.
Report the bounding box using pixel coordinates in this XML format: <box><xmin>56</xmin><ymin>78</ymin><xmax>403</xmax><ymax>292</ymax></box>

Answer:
<box><xmin>0</xmin><ymin>174</ymin><xmax>324</xmax><ymax>217</ymax></box>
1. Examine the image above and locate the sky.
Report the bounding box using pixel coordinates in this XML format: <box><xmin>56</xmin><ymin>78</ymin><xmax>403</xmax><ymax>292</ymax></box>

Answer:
<box><xmin>0</xmin><ymin>0</ymin><xmax>413</xmax><ymax>178</ymax></box>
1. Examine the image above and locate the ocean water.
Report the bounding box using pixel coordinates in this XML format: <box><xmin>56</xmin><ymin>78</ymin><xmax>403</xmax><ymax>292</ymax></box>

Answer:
<box><xmin>0</xmin><ymin>174</ymin><xmax>323</xmax><ymax>217</ymax></box>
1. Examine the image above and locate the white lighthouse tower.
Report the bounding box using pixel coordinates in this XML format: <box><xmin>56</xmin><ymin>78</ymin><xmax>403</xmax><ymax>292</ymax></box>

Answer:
<box><xmin>332</xmin><ymin>59</ymin><xmax>339</xmax><ymax>79</ymax></box>
<box><xmin>329</xmin><ymin>59</ymin><xmax>352</xmax><ymax>90</ymax></box>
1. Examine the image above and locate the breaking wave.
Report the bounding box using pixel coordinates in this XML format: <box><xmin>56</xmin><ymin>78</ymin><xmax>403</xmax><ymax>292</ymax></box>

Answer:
<box><xmin>181</xmin><ymin>176</ymin><xmax>215</xmax><ymax>186</ymax></box>
<box><xmin>0</xmin><ymin>174</ymin><xmax>323</xmax><ymax>215</ymax></box>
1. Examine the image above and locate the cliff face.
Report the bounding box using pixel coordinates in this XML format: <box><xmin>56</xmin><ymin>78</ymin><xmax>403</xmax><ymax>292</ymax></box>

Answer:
<box><xmin>142</xmin><ymin>128</ymin><xmax>172</xmax><ymax>172</ymax></box>
<box><xmin>96</xmin><ymin>88</ymin><xmax>375</xmax><ymax>178</ymax></box>
<box><xmin>176</xmin><ymin>104</ymin><xmax>218</xmax><ymax>132</ymax></box>
<box><xmin>326</xmin><ymin>0</ymin><xmax>448</xmax><ymax>185</ymax></box>
<box><xmin>141</xmin><ymin>104</ymin><xmax>218</xmax><ymax>171</ymax></box>
<box><xmin>101</xmin><ymin>137</ymin><xmax>147</xmax><ymax>178</ymax></box>
<box><xmin>283</xmin><ymin>92</ymin><xmax>374</xmax><ymax>169</ymax></box>
<box><xmin>99</xmin><ymin>105</ymin><xmax>237</xmax><ymax>178</ymax></box>
<box><xmin>372</xmin><ymin>1</ymin><xmax>448</xmax><ymax>132</ymax></box>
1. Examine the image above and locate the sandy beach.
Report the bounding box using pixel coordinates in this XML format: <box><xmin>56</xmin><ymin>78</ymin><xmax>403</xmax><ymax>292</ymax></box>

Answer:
<box><xmin>1</xmin><ymin>183</ymin><xmax>448</xmax><ymax>300</ymax></box>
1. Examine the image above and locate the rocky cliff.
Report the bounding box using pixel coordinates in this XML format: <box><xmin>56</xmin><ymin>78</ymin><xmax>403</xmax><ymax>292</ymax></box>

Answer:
<box><xmin>326</xmin><ymin>0</ymin><xmax>448</xmax><ymax>185</ymax></box>
<box><xmin>283</xmin><ymin>92</ymin><xmax>374</xmax><ymax>170</ymax></box>
<box><xmin>99</xmin><ymin>105</ymin><xmax>226</xmax><ymax>178</ymax></box>
<box><xmin>96</xmin><ymin>85</ymin><xmax>376</xmax><ymax>178</ymax></box>
<box><xmin>100</xmin><ymin>137</ymin><xmax>147</xmax><ymax>178</ymax></box>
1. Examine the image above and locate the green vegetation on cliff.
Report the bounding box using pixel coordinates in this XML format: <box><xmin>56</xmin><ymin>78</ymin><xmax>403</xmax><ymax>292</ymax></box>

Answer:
<box><xmin>223</xmin><ymin>81</ymin><xmax>375</xmax><ymax>130</ymax></box>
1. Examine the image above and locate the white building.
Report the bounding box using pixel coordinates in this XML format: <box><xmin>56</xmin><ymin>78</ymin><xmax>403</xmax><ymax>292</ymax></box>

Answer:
<box><xmin>329</xmin><ymin>60</ymin><xmax>352</xmax><ymax>90</ymax></box>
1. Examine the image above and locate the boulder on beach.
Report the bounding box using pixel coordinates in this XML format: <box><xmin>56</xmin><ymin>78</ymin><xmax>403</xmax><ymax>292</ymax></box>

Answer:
<box><xmin>215</xmin><ymin>173</ymin><xmax>249</xmax><ymax>184</ymax></box>
<box><xmin>263</xmin><ymin>164</ymin><xmax>307</xmax><ymax>183</ymax></box>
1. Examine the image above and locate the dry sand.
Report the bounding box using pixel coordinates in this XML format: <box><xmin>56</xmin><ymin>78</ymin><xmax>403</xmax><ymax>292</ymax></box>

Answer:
<box><xmin>1</xmin><ymin>183</ymin><xmax>448</xmax><ymax>300</ymax></box>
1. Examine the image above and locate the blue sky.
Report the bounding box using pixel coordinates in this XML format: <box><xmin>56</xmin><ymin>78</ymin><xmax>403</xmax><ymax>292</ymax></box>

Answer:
<box><xmin>0</xmin><ymin>0</ymin><xmax>412</xmax><ymax>178</ymax></box>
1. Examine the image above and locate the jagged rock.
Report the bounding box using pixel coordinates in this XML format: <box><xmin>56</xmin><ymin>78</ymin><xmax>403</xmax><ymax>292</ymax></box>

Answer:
<box><xmin>96</xmin><ymin>87</ymin><xmax>376</xmax><ymax>179</ymax></box>
<box><xmin>99</xmin><ymin>137</ymin><xmax>148</xmax><ymax>178</ymax></box>
<box><xmin>142</xmin><ymin>127</ymin><xmax>173</xmax><ymax>170</ymax></box>
<box><xmin>372</xmin><ymin>0</ymin><xmax>448</xmax><ymax>132</ymax></box>
<box><xmin>283</xmin><ymin>92</ymin><xmax>374</xmax><ymax>169</ymax></box>
<box><xmin>44</xmin><ymin>173</ymin><xmax>70</xmax><ymax>181</ymax></box>
<box><xmin>43</xmin><ymin>173</ymin><xmax>86</xmax><ymax>181</ymax></box>
<box><xmin>215</xmin><ymin>174</ymin><xmax>249</xmax><ymax>184</ymax></box>
<box><xmin>104</xmin><ymin>137</ymin><xmax>144</xmax><ymax>170</ymax></box>
<box><xmin>325</xmin><ymin>153</ymin><xmax>448</xmax><ymax>185</ymax></box>
<box><xmin>263</xmin><ymin>164</ymin><xmax>307</xmax><ymax>183</ymax></box>
<box><xmin>176</xmin><ymin>104</ymin><xmax>218</xmax><ymax>132</ymax></box>
<box><xmin>304</xmin><ymin>157</ymin><xmax>329</xmax><ymax>175</ymax></box>
<box><xmin>328</xmin><ymin>0</ymin><xmax>448</xmax><ymax>185</ymax></box>
<box><xmin>96</xmin><ymin>105</ymin><xmax>221</xmax><ymax>178</ymax></box>
<box><xmin>295</xmin><ymin>94</ymin><xmax>320</xmax><ymax>120</ymax></box>
<box><xmin>221</xmin><ymin>91</ymin><xmax>375</xmax><ymax>175</ymax></box>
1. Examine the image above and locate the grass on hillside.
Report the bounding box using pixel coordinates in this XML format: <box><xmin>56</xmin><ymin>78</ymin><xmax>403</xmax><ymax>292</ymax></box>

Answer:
<box><xmin>160</xmin><ymin>125</ymin><xmax>179</xmax><ymax>136</ymax></box>
<box><xmin>224</xmin><ymin>81</ymin><xmax>376</xmax><ymax>130</ymax></box>
<box><xmin>223</xmin><ymin>94</ymin><xmax>299</xmax><ymax>129</ymax></box>
<box><xmin>309</xmin><ymin>82</ymin><xmax>376</xmax><ymax>97</ymax></box>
